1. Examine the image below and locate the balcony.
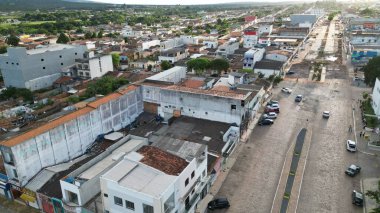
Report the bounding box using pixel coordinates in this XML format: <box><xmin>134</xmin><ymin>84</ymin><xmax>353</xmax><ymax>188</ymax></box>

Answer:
<box><xmin>185</xmin><ymin>192</ymin><xmax>200</xmax><ymax>211</ymax></box>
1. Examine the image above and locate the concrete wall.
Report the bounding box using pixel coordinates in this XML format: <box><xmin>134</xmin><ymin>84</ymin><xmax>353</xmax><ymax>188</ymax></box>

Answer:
<box><xmin>158</xmin><ymin>89</ymin><xmax>244</xmax><ymax>124</ymax></box>
<box><xmin>255</xmin><ymin>68</ymin><xmax>281</xmax><ymax>77</ymax></box>
<box><xmin>1</xmin><ymin>87</ymin><xmax>143</xmax><ymax>187</ymax></box>
<box><xmin>0</xmin><ymin>45</ymin><xmax>87</xmax><ymax>90</ymax></box>
<box><xmin>372</xmin><ymin>78</ymin><xmax>380</xmax><ymax>116</ymax></box>
<box><xmin>265</xmin><ymin>53</ymin><xmax>288</xmax><ymax>62</ymax></box>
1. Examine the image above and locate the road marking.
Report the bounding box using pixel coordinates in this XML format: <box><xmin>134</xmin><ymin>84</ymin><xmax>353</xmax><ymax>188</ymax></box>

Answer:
<box><xmin>270</xmin><ymin>135</ymin><xmax>294</xmax><ymax>213</ymax></box>
<box><xmin>295</xmin><ymin>129</ymin><xmax>313</xmax><ymax>213</ymax></box>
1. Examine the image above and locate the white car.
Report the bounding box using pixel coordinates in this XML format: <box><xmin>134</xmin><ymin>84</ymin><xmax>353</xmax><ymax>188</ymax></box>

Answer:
<box><xmin>263</xmin><ymin>112</ymin><xmax>278</xmax><ymax>119</ymax></box>
<box><xmin>322</xmin><ymin>111</ymin><xmax>330</xmax><ymax>118</ymax></box>
<box><xmin>281</xmin><ymin>87</ymin><xmax>292</xmax><ymax>94</ymax></box>
<box><xmin>346</xmin><ymin>140</ymin><xmax>357</xmax><ymax>152</ymax></box>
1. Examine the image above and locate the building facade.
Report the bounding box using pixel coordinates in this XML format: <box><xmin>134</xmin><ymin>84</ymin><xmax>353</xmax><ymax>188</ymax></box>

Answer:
<box><xmin>0</xmin><ymin>45</ymin><xmax>87</xmax><ymax>91</ymax></box>
<box><xmin>75</xmin><ymin>52</ymin><xmax>113</xmax><ymax>79</ymax></box>
<box><xmin>243</xmin><ymin>48</ymin><xmax>265</xmax><ymax>69</ymax></box>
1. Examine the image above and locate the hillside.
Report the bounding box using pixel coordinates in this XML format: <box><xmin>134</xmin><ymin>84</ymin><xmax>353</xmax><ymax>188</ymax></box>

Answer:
<box><xmin>0</xmin><ymin>0</ymin><xmax>114</xmax><ymax>11</ymax></box>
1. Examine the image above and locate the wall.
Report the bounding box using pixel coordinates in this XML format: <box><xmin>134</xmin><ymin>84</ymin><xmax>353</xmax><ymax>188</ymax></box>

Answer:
<box><xmin>243</xmin><ymin>35</ymin><xmax>258</xmax><ymax>48</ymax></box>
<box><xmin>140</xmin><ymin>40</ymin><xmax>160</xmax><ymax>50</ymax></box>
<box><xmin>158</xmin><ymin>89</ymin><xmax>244</xmax><ymax>124</ymax></box>
<box><xmin>203</xmin><ymin>41</ymin><xmax>218</xmax><ymax>49</ymax></box>
<box><xmin>265</xmin><ymin>53</ymin><xmax>288</xmax><ymax>62</ymax></box>
<box><xmin>372</xmin><ymin>78</ymin><xmax>380</xmax><ymax>116</ymax></box>
<box><xmin>351</xmin><ymin>35</ymin><xmax>380</xmax><ymax>45</ymax></box>
<box><xmin>1</xmin><ymin>87</ymin><xmax>143</xmax><ymax>187</ymax></box>
<box><xmin>255</xmin><ymin>68</ymin><xmax>281</xmax><ymax>77</ymax></box>
<box><xmin>0</xmin><ymin>46</ymin><xmax>86</xmax><ymax>91</ymax></box>
<box><xmin>258</xmin><ymin>25</ymin><xmax>273</xmax><ymax>35</ymax></box>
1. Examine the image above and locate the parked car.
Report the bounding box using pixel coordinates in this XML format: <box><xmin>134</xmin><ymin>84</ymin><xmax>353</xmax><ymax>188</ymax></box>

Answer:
<box><xmin>345</xmin><ymin>164</ymin><xmax>361</xmax><ymax>177</ymax></box>
<box><xmin>322</xmin><ymin>111</ymin><xmax>330</xmax><ymax>118</ymax></box>
<box><xmin>281</xmin><ymin>87</ymin><xmax>292</xmax><ymax>94</ymax></box>
<box><xmin>286</xmin><ymin>71</ymin><xmax>295</xmax><ymax>75</ymax></box>
<box><xmin>346</xmin><ymin>140</ymin><xmax>357</xmax><ymax>152</ymax></box>
<box><xmin>263</xmin><ymin>112</ymin><xmax>277</xmax><ymax>119</ymax></box>
<box><xmin>267</xmin><ymin>100</ymin><xmax>279</xmax><ymax>106</ymax></box>
<box><xmin>295</xmin><ymin>95</ymin><xmax>303</xmax><ymax>102</ymax></box>
<box><xmin>258</xmin><ymin>119</ymin><xmax>274</xmax><ymax>126</ymax></box>
<box><xmin>208</xmin><ymin>198</ymin><xmax>230</xmax><ymax>210</ymax></box>
<box><xmin>352</xmin><ymin>190</ymin><xmax>364</xmax><ymax>206</ymax></box>
<box><xmin>265</xmin><ymin>107</ymin><xmax>279</xmax><ymax>113</ymax></box>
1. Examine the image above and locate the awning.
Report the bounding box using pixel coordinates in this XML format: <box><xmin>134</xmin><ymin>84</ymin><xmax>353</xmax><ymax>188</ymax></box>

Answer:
<box><xmin>20</xmin><ymin>193</ymin><xmax>36</xmax><ymax>203</ymax></box>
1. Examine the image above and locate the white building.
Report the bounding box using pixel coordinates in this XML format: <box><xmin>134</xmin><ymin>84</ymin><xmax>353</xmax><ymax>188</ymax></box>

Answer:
<box><xmin>243</xmin><ymin>28</ymin><xmax>258</xmax><ymax>48</ymax></box>
<box><xmin>350</xmin><ymin>32</ymin><xmax>380</xmax><ymax>46</ymax></box>
<box><xmin>122</xmin><ymin>25</ymin><xmax>143</xmax><ymax>38</ymax></box>
<box><xmin>160</xmin><ymin>36</ymin><xmax>198</xmax><ymax>51</ymax></box>
<box><xmin>243</xmin><ymin>48</ymin><xmax>265</xmax><ymax>69</ymax></box>
<box><xmin>158</xmin><ymin>47</ymin><xmax>189</xmax><ymax>63</ymax></box>
<box><xmin>203</xmin><ymin>40</ymin><xmax>218</xmax><ymax>49</ymax></box>
<box><xmin>216</xmin><ymin>42</ymin><xmax>239</xmax><ymax>57</ymax></box>
<box><xmin>0</xmin><ymin>45</ymin><xmax>87</xmax><ymax>91</ymax></box>
<box><xmin>100</xmin><ymin>145</ymin><xmax>207</xmax><ymax>213</ymax></box>
<box><xmin>0</xmin><ymin>85</ymin><xmax>143</xmax><ymax>187</ymax></box>
<box><xmin>372</xmin><ymin>78</ymin><xmax>380</xmax><ymax>117</ymax></box>
<box><xmin>60</xmin><ymin>135</ymin><xmax>148</xmax><ymax>210</ymax></box>
<box><xmin>138</xmin><ymin>40</ymin><xmax>161</xmax><ymax>51</ymax></box>
<box><xmin>75</xmin><ymin>51</ymin><xmax>113</xmax><ymax>79</ymax></box>
<box><xmin>258</xmin><ymin>24</ymin><xmax>273</xmax><ymax>36</ymax></box>
<box><xmin>265</xmin><ymin>50</ymin><xmax>292</xmax><ymax>62</ymax></box>
<box><xmin>180</xmin><ymin>35</ymin><xmax>199</xmax><ymax>45</ymax></box>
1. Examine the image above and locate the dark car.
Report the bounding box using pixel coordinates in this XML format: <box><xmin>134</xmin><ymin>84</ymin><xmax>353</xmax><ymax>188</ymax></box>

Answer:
<box><xmin>345</xmin><ymin>164</ymin><xmax>361</xmax><ymax>177</ymax></box>
<box><xmin>352</xmin><ymin>190</ymin><xmax>363</xmax><ymax>206</ymax></box>
<box><xmin>265</xmin><ymin>106</ymin><xmax>279</xmax><ymax>113</ymax></box>
<box><xmin>258</xmin><ymin>119</ymin><xmax>274</xmax><ymax>126</ymax></box>
<box><xmin>286</xmin><ymin>71</ymin><xmax>295</xmax><ymax>75</ymax></box>
<box><xmin>208</xmin><ymin>198</ymin><xmax>230</xmax><ymax>210</ymax></box>
<box><xmin>295</xmin><ymin>95</ymin><xmax>303</xmax><ymax>102</ymax></box>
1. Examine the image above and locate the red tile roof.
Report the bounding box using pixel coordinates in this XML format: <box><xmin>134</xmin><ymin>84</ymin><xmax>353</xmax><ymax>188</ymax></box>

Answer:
<box><xmin>137</xmin><ymin>146</ymin><xmax>188</xmax><ymax>176</ymax></box>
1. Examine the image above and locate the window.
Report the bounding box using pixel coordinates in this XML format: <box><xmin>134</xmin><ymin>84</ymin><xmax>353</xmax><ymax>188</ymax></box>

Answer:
<box><xmin>85</xmin><ymin>72</ymin><xmax>90</xmax><ymax>77</ymax></box>
<box><xmin>185</xmin><ymin>178</ymin><xmax>189</xmax><ymax>187</ymax></box>
<box><xmin>114</xmin><ymin>196</ymin><xmax>123</xmax><ymax>206</ymax></box>
<box><xmin>13</xmin><ymin>169</ymin><xmax>18</xmax><ymax>179</ymax></box>
<box><xmin>43</xmin><ymin>67</ymin><xmax>46</xmax><ymax>69</ymax></box>
<box><xmin>61</xmin><ymin>63</ymin><xmax>63</xmax><ymax>66</ymax></box>
<box><xmin>16</xmin><ymin>63</ymin><xmax>19</xmax><ymax>65</ymax></box>
<box><xmin>59</xmin><ymin>55</ymin><xmax>62</xmax><ymax>58</ymax></box>
<box><xmin>6</xmin><ymin>62</ymin><xmax>8</xmax><ymax>64</ymax></box>
<box><xmin>164</xmin><ymin>193</ymin><xmax>175</xmax><ymax>213</ymax></box>
<box><xmin>191</xmin><ymin>189</ymin><xmax>195</xmax><ymax>194</ymax></box>
<box><xmin>202</xmin><ymin>169</ymin><xmax>206</xmax><ymax>177</ymax></box>
<box><xmin>191</xmin><ymin>171</ymin><xmax>195</xmax><ymax>179</ymax></box>
<box><xmin>104</xmin><ymin>193</ymin><xmax>108</xmax><ymax>197</ymax></box>
<box><xmin>41</xmin><ymin>59</ymin><xmax>44</xmax><ymax>61</ymax></box>
<box><xmin>67</xmin><ymin>191</ymin><xmax>78</xmax><ymax>205</ymax></box>
<box><xmin>125</xmin><ymin>200</ymin><xmax>135</xmax><ymax>210</ymax></box>
<box><xmin>231</xmin><ymin>104</ymin><xmax>236</xmax><ymax>110</ymax></box>
<box><xmin>143</xmin><ymin>204</ymin><xmax>154</xmax><ymax>213</ymax></box>
<box><xmin>75</xmin><ymin>52</ymin><xmax>78</xmax><ymax>55</ymax></box>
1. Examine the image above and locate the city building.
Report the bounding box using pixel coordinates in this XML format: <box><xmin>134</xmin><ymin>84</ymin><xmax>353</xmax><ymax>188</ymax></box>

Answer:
<box><xmin>350</xmin><ymin>32</ymin><xmax>380</xmax><ymax>46</ymax></box>
<box><xmin>254</xmin><ymin>60</ymin><xmax>285</xmax><ymax>77</ymax></box>
<box><xmin>158</xmin><ymin>47</ymin><xmax>189</xmax><ymax>63</ymax></box>
<box><xmin>243</xmin><ymin>27</ymin><xmax>259</xmax><ymax>48</ymax></box>
<box><xmin>216</xmin><ymin>41</ymin><xmax>239</xmax><ymax>57</ymax></box>
<box><xmin>137</xmin><ymin>39</ymin><xmax>160</xmax><ymax>51</ymax></box>
<box><xmin>100</xmin><ymin>145</ymin><xmax>206</xmax><ymax>213</ymax></box>
<box><xmin>265</xmin><ymin>50</ymin><xmax>292</xmax><ymax>62</ymax></box>
<box><xmin>258</xmin><ymin>24</ymin><xmax>273</xmax><ymax>36</ymax></box>
<box><xmin>0</xmin><ymin>44</ymin><xmax>87</xmax><ymax>91</ymax></box>
<box><xmin>348</xmin><ymin>18</ymin><xmax>380</xmax><ymax>31</ymax></box>
<box><xmin>372</xmin><ymin>78</ymin><xmax>380</xmax><ymax>117</ymax></box>
<box><xmin>290</xmin><ymin>14</ymin><xmax>317</xmax><ymax>27</ymax></box>
<box><xmin>0</xmin><ymin>85</ymin><xmax>143</xmax><ymax>190</ymax></box>
<box><xmin>243</xmin><ymin>48</ymin><xmax>265</xmax><ymax>69</ymax></box>
<box><xmin>75</xmin><ymin>51</ymin><xmax>113</xmax><ymax>79</ymax></box>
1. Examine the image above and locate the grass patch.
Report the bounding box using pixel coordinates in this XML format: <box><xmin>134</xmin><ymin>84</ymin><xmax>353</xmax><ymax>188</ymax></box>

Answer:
<box><xmin>362</xmin><ymin>98</ymin><xmax>378</xmax><ymax>128</ymax></box>
<box><xmin>0</xmin><ymin>196</ymin><xmax>40</xmax><ymax>213</ymax></box>
<box><xmin>284</xmin><ymin>192</ymin><xmax>290</xmax><ymax>199</ymax></box>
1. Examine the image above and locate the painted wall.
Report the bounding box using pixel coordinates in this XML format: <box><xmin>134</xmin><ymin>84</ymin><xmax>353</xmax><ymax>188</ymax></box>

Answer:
<box><xmin>265</xmin><ymin>53</ymin><xmax>288</xmax><ymax>62</ymax></box>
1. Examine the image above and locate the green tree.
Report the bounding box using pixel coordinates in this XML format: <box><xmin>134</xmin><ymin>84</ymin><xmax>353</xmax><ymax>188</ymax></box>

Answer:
<box><xmin>147</xmin><ymin>64</ymin><xmax>153</xmax><ymax>71</ymax></box>
<box><xmin>161</xmin><ymin>61</ymin><xmax>172</xmax><ymax>71</ymax></box>
<box><xmin>6</xmin><ymin>35</ymin><xmax>20</xmax><ymax>46</ymax></box>
<box><xmin>209</xmin><ymin>58</ymin><xmax>230</xmax><ymax>74</ymax></box>
<box><xmin>85</xmin><ymin>76</ymin><xmax>129</xmax><ymax>97</ymax></box>
<box><xmin>91</xmin><ymin>32</ymin><xmax>97</xmax><ymax>38</ymax></box>
<box><xmin>186</xmin><ymin>58</ymin><xmax>210</xmax><ymax>75</ymax></box>
<box><xmin>85</xmin><ymin>32</ymin><xmax>92</xmax><ymax>39</ymax></box>
<box><xmin>123</xmin><ymin>37</ymin><xmax>128</xmax><ymax>43</ymax></box>
<box><xmin>0</xmin><ymin>45</ymin><xmax>7</xmax><ymax>54</ymax></box>
<box><xmin>111</xmin><ymin>53</ymin><xmax>120</xmax><ymax>69</ymax></box>
<box><xmin>365</xmin><ymin>180</ymin><xmax>380</xmax><ymax>213</ymax></box>
<box><xmin>97</xmin><ymin>30</ymin><xmax>103</xmax><ymax>38</ymax></box>
<box><xmin>364</xmin><ymin>56</ymin><xmax>380</xmax><ymax>87</ymax></box>
<box><xmin>56</xmin><ymin>33</ymin><xmax>70</xmax><ymax>44</ymax></box>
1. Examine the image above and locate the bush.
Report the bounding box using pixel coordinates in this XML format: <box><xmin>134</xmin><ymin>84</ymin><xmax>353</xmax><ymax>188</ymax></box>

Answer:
<box><xmin>362</xmin><ymin>98</ymin><xmax>378</xmax><ymax>128</ymax></box>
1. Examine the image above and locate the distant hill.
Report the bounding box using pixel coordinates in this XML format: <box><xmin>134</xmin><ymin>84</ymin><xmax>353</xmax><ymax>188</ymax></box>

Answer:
<box><xmin>0</xmin><ymin>0</ymin><xmax>115</xmax><ymax>11</ymax></box>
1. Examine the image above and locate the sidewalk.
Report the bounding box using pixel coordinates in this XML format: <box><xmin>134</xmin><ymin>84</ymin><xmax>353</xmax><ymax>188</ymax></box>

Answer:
<box><xmin>362</xmin><ymin>178</ymin><xmax>379</xmax><ymax>213</ymax></box>
<box><xmin>196</xmin><ymin>97</ymin><xmax>269</xmax><ymax>213</ymax></box>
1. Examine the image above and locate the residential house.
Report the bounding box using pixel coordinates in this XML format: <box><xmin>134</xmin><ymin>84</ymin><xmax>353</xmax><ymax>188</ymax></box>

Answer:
<box><xmin>75</xmin><ymin>51</ymin><xmax>113</xmax><ymax>79</ymax></box>
<box><xmin>216</xmin><ymin>41</ymin><xmax>239</xmax><ymax>57</ymax></box>
<box><xmin>243</xmin><ymin>48</ymin><xmax>265</xmax><ymax>69</ymax></box>
<box><xmin>254</xmin><ymin>60</ymin><xmax>284</xmax><ymax>77</ymax></box>
<box><xmin>243</xmin><ymin>27</ymin><xmax>259</xmax><ymax>48</ymax></box>
<box><xmin>158</xmin><ymin>47</ymin><xmax>189</xmax><ymax>63</ymax></box>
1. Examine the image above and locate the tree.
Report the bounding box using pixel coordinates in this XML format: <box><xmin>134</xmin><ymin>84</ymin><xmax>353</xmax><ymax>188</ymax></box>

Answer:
<box><xmin>209</xmin><ymin>58</ymin><xmax>230</xmax><ymax>74</ymax></box>
<box><xmin>111</xmin><ymin>53</ymin><xmax>120</xmax><ymax>69</ymax></box>
<box><xmin>123</xmin><ymin>37</ymin><xmax>128</xmax><ymax>43</ymax></box>
<box><xmin>147</xmin><ymin>64</ymin><xmax>153</xmax><ymax>71</ymax></box>
<box><xmin>56</xmin><ymin>33</ymin><xmax>70</xmax><ymax>44</ymax></box>
<box><xmin>186</xmin><ymin>58</ymin><xmax>210</xmax><ymax>75</ymax></box>
<box><xmin>85</xmin><ymin>76</ymin><xmax>129</xmax><ymax>97</ymax></box>
<box><xmin>91</xmin><ymin>32</ymin><xmax>97</xmax><ymax>38</ymax></box>
<box><xmin>85</xmin><ymin>32</ymin><xmax>92</xmax><ymax>39</ymax></box>
<box><xmin>161</xmin><ymin>61</ymin><xmax>172</xmax><ymax>71</ymax></box>
<box><xmin>0</xmin><ymin>45</ymin><xmax>7</xmax><ymax>54</ymax></box>
<box><xmin>364</xmin><ymin>56</ymin><xmax>380</xmax><ymax>87</ymax></box>
<box><xmin>6</xmin><ymin>35</ymin><xmax>20</xmax><ymax>46</ymax></box>
<box><xmin>366</xmin><ymin>180</ymin><xmax>380</xmax><ymax>213</ymax></box>
<box><xmin>97</xmin><ymin>30</ymin><xmax>103</xmax><ymax>38</ymax></box>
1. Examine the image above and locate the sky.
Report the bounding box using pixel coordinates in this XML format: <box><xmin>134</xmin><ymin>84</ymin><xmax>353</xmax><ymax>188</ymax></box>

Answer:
<box><xmin>90</xmin><ymin>0</ymin><xmax>313</xmax><ymax>5</ymax></box>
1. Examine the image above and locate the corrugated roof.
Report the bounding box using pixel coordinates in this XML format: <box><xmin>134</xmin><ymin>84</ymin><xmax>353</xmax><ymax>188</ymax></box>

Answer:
<box><xmin>1</xmin><ymin>107</ymin><xmax>94</xmax><ymax>147</ymax></box>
